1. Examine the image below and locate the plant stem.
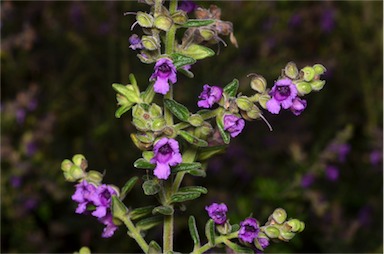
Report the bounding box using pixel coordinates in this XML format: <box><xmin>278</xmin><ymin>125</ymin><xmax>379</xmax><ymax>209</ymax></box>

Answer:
<box><xmin>173</xmin><ymin>148</ymin><xmax>197</xmax><ymax>192</ymax></box>
<box><xmin>191</xmin><ymin>232</ymin><xmax>239</xmax><ymax>254</ymax></box>
<box><xmin>121</xmin><ymin>215</ymin><xmax>149</xmax><ymax>253</ymax></box>
<box><xmin>165</xmin><ymin>0</ymin><xmax>178</xmax><ymax>55</ymax></box>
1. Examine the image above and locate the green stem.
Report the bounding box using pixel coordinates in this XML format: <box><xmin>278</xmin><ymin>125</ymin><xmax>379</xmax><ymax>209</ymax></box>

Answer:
<box><xmin>191</xmin><ymin>232</ymin><xmax>239</xmax><ymax>254</ymax></box>
<box><xmin>164</xmin><ymin>85</ymin><xmax>174</xmax><ymax>126</ymax></box>
<box><xmin>121</xmin><ymin>216</ymin><xmax>149</xmax><ymax>253</ymax></box>
<box><xmin>173</xmin><ymin>148</ymin><xmax>197</xmax><ymax>192</ymax></box>
<box><xmin>165</xmin><ymin>0</ymin><xmax>178</xmax><ymax>55</ymax></box>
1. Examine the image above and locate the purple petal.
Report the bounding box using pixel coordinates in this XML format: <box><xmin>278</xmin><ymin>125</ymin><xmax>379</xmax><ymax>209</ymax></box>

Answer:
<box><xmin>154</xmin><ymin>163</ymin><xmax>171</xmax><ymax>180</ymax></box>
<box><xmin>153</xmin><ymin>77</ymin><xmax>170</xmax><ymax>95</ymax></box>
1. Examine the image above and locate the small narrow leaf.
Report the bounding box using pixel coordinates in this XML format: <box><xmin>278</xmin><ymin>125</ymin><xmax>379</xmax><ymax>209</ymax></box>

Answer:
<box><xmin>129</xmin><ymin>206</ymin><xmax>155</xmax><ymax>220</ymax></box>
<box><xmin>189</xmin><ymin>216</ymin><xmax>201</xmax><ymax>247</ymax></box>
<box><xmin>223</xmin><ymin>79</ymin><xmax>239</xmax><ymax>97</ymax></box>
<box><xmin>224</xmin><ymin>240</ymin><xmax>254</xmax><ymax>253</ymax></box>
<box><xmin>188</xmin><ymin>169</ymin><xmax>206</xmax><ymax>177</ymax></box>
<box><xmin>197</xmin><ymin>145</ymin><xmax>227</xmax><ymax>161</ymax></box>
<box><xmin>179</xmin><ymin>130</ymin><xmax>208</xmax><ymax>147</ymax></box>
<box><xmin>205</xmin><ymin>219</ymin><xmax>216</xmax><ymax>246</ymax></box>
<box><xmin>182</xmin><ymin>19</ymin><xmax>215</xmax><ymax>27</ymax></box>
<box><xmin>152</xmin><ymin>205</ymin><xmax>174</xmax><ymax>216</ymax></box>
<box><xmin>170</xmin><ymin>53</ymin><xmax>196</xmax><ymax>69</ymax></box>
<box><xmin>178</xmin><ymin>67</ymin><xmax>194</xmax><ymax>78</ymax></box>
<box><xmin>111</xmin><ymin>196</ymin><xmax>128</xmax><ymax>220</ymax></box>
<box><xmin>120</xmin><ymin>176</ymin><xmax>139</xmax><ymax>201</ymax></box>
<box><xmin>164</xmin><ymin>99</ymin><xmax>190</xmax><ymax>122</ymax></box>
<box><xmin>216</xmin><ymin>115</ymin><xmax>230</xmax><ymax>144</ymax></box>
<box><xmin>172</xmin><ymin>162</ymin><xmax>202</xmax><ymax>172</ymax></box>
<box><xmin>115</xmin><ymin>103</ymin><xmax>134</xmax><ymax>118</ymax></box>
<box><xmin>134</xmin><ymin>158</ymin><xmax>155</xmax><ymax>169</ymax></box>
<box><xmin>179</xmin><ymin>186</ymin><xmax>208</xmax><ymax>194</ymax></box>
<box><xmin>180</xmin><ymin>44</ymin><xmax>215</xmax><ymax>60</ymax></box>
<box><xmin>141</xmin><ymin>83</ymin><xmax>155</xmax><ymax>104</ymax></box>
<box><xmin>129</xmin><ymin>73</ymin><xmax>140</xmax><ymax>95</ymax></box>
<box><xmin>170</xmin><ymin>191</ymin><xmax>201</xmax><ymax>203</ymax></box>
<box><xmin>148</xmin><ymin>241</ymin><xmax>162</xmax><ymax>254</ymax></box>
<box><xmin>142</xmin><ymin>180</ymin><xmax>161</xmax><ymax>195</ymax></box>
<box><xmin>136</xmin><ymin>216</ymin><xmax>162</xmax><ymax>231</ymax></box>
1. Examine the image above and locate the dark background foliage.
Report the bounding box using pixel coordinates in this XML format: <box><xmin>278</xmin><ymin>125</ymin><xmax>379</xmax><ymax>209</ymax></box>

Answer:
<box><xmin>1</xmin><ymin>1</ymin><xmax>382</xmax><ymax>253</ymax></box>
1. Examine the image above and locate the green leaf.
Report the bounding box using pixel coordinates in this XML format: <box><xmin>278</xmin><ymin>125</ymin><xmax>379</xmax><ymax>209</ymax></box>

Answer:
<box><xmin>170</xmin><ymin>191</ymin><xmax>201</xmax><ymax>203</ymax></box>
<box><xmin>179</xmin><ymin>186</ymin><xmax>208</xmax><ymax>194</ymax></box>
<box><xmin>224</xmin><ymin>240</ymin><xmax>254</xmax><ymax>253</ymax></box>
<box><xmin>112</xmin><ymin>83</ymin><xmax>140</xmax><ymax>103</ymax></box>
<box><xmin>231</xmin><ymin>224</ymin><xmax>240</xmax><ymax>232</ymax></box>
<box><xmin>188</xmin><ymin>169</ymin><xmax>206</xmax><ymax>177</ymax></box>
<box><xmin>148</xmin><ymin>241</ymin><xmax>162</xmax><ymax>254</ymax></box>
<box><xmin>197</xmin><ymin>145</ymin><xmax>227</xmax><ymax>161</ymax></box>
<box><xmin>129</xmin><ymin>73</ymin><xmax>140</xmax><ymax>95</ymax></box>
<box><xmin>178</xmin><ymin>66</ymin><xmax>194</xmax><ymax>78</ymax></box>
<box><xmin>182</xmin><ymin>19</ymin><xmax>215</xmax><ymax>27</ymax></box>
<box><xmin>115</xmin><ymin>103</ymin><xmax>134</xmax><ymax>118</ymax></box>
<box><xmin>216</xmin><ymin>115</ymin><xmax>230</xmax><ymax>144</ymax></box>
<box><xmin>172</xmin><ymin>162</ymin><xmax>202</xmax><ymax>172</ymax></box>
<box><xmin>179</xmin><ymin>44</ymin><xmax>215</xmax><ymax>60</ymax></box>
<box><xmin>129</xmin><ymin>206</ymin><xmax>155</xmax><ymax>220</ymax></box>
<box><xmin>164</xmin><ymin>99</ymin><xmax>190</xmax><ymax>122</ymax></box>
<box><xmin>205</xmin><ymin>219</ymin><xmax>216</xmax><ymax>246</ymax></box>
<box><xmin>142</xmin><ymin>180</ymin><xmax>161</xmax><ymax>195</ymax></box>
<box><xmin>170</xmin><ymin>53</ymin><xmax>196</xmax><ymax>69</ymax></box>
<box><xmin>179</xmin><ymin>130</ymin><xmax>208</xmax><ymax>147</ymax></box>
<box><xmin>111</xmin><ymin>196</ymin><xmax>128</xmax><ymax>220</ymax></box>
<box><xmin>141</xmin><ymin>83</ymin><xmax>155</xmax><ymax>104</ymax></box>
<box><xmin>136</xmin><ymin>216</ymin><xmax>162</xmax><ymax>231</ymax></box>
<box><xmin>120</xmin><ymin>176</ymin><xmax>139</xmax><ymax>201</ymax></box>
<box><xmin>152</xmin><ymin>205</ymin><xmax>174</xmax><ymax>215</ymax></box>
<box><xmin>142</xmin><ymin>151</ymin><xmax>154</xmax><ymax>162</ymax></box>
<box><xmin>223</xmin><ymin>79</ymin><xmax>239</xmax><ymax>97</ymax></box>
<box><xmin>134</xmin><ymin>158</ymin><xmax>155</xmax><ymax>170</ymax></box>
<box><xmin>189</xmin><ymin>216</ymin><xmax>201</xmax><ymax>247</ymax></box>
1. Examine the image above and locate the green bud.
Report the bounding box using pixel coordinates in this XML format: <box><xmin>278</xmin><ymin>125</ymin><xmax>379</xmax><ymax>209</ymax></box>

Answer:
<box><xmin>131</xmin><ymin>133</ymin><xmax>152</xmax><ymax>151</ymax></box>
<box><xmin>313</xmin><ymin>64</ymin><xmax>326</xmax><ymax>76</ymax></box>
<box><xmin>284</xmin><ymin>62</ymin><xmax>299</xmax><ymax>79</ymax></box>
<box><xmin>272</xmin><ymin>208</ymin><xmax>287</xmax><ymax>224</ymax></box>
<box><xmin>163</xmin><ymin>126</ymin><xmax>176</xmax><ymax>138</ymax></box>
<box><xmin>61</xmin><ymin>159</ymin><xmax>73</xmax><ymax>172</ymax></box>
<box><xmin>286</xmin><ymin>219</ymin><xmax>301</xmax><ymax>232</ymax></box>
<box><xmin>199</xmin><ymin>29</ymin><xmax>215</xmax><ymax>41</ymax></box>
<box><xmin>258</xmin><ymin>94</ymin><xmax>270</xmax><ymax>109</ymax></box>
<box><xmin>216</xmin><ymin>221</ymin><xmax>232</xmax><ymax>235</ymax></box>
<box><xmin>188</xmin><ymin>114</ymin><xmax>204</xmax><ymax>127</ymax></box>
<box><xmin>86</xmin><ymin>170</ymin><xmax>103</xmax><ymax>184</ymax></box>
<box><xmin>242</xmin><ymin>105</ymin><xmax>261</xmax><ymax>120</ymax></box>
<box><xmin>301</xmin><ymin>66</ymin><xmax>315</xmax><ymax>82</ymax></box>
<box><xmin>250</xmin><ymin>75</ymin><xmax>267</xmax><ymax>93</ymax></box>
<box><xmin>154</xmin><ymin>15</ymin><xmax>173</xmax><ymax>31</ymax></box>
<box><xmin>264</xmin><ymin>225</ymin><xmax>280</xmax><ymax>238</ymax></box>
<box><xmin>78</xmin><ymin>246</ymin><xmax>91</xmax><ymax>254</ymax></box>
<box><xmin>295</xmin><ymin>81</ymin><xmax>312</xmax><ymax>95</ymax></box>
<box><xmin>171</xmin><ymin>11</ymin><xmax>188</xmax><ymax>25</ymax></box>
<box><xmin>310</xmin><ymin>80</ymin><xmax>326</xmax><ymax>91</ymax></box>
<box><xmin>149</xmin><ymin>103</ymin><xmax>163</xmax><ymax>118</ymax></box>
<box><xmin>72</xmin><ymin>154</ymin><xmax>87</xmax><ymax>169</ymax></box>
<box><xmin>132</xmin><ymin>105</ymin><xmax>145</xmax><ymax>119</ymax></box>
<box><xmin>195</xmin><ymin>122</ymin><xmax>213</xmax><ymax>139</ymax></box>
<box><xmin>116</xmin><ymin>94</ymin><xmax>130</xmax><ymax>105</ymax></box>
<box><xmin>142</xmin><ymin>36</ymin><xmax>160</xmax><ymax>51</ymax></box>
<box><xmin>236</xmin><ymin>96</ymin><xmax>254</xmax><ymax>112</ymax></box>
<box><xmin>298</xmin><ymin>221</ymin><xmax>305</xmax><ymax>233</ymax></box>
<box><xmin>142</xmin><ymin>151</ymin><xmax>154</xmax><ymax>161</ymax></box>
<box><xmin>133</xmin><ymin>118</ymin><xmax>150</xmax><ymax>132</ymax></box>
<box><xmin>151</xmin><ymin>118</ymin><xmax>166</xmax><ymax>131</ymax></box>
<box><xmin>136</xmin><ymin>12</ymin><xmax>154</xmax><ymax>28</ymax></box>
<box><xmin>279</xmin><ymin>231</ymin><xmax>295</xmax><ymax>241</ymax></box>
<box><xmin>69</xmin><ymin>165</ymin><xmax>85</xmax><ymax>180</ymax></box>
<box><xmin>136</xmin><ymin>132</ymin><xmax>155</xmax><ymax>144</ymax></box>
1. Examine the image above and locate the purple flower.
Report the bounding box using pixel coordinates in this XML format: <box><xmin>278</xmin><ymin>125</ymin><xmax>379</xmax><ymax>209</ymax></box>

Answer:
<box><xmin>72</xmin><ymin>180</ymin><xmax>98</xmax><ymax>214</ymax></box>
<box><xmin>325</xmin><ymin>165</ymin><xmax>339</xmax><ymax>181</ymax></box>
<box><xmin>99</xmin><ymin>214</ymin><xmax>118</xmax><ymax>238</ymax></box>
<box><xmin>150</xmin><ymin>138</ymin><xmax>182</xmax><ymax>180</ymax></box>
<box><xmin>301</xmin><ymin>173</ymin><xmax>315</xmax><ymax>188</ymax></box>
<box><xmin>178</xmin><ymin>0</ymin><xmax>197</xmax><ymax>13</ymax></box>
<box><xmin>197</xmin><ymin>85</ymin><xmax>223</xmax><ymax>108</ymax></box>
<box><xmin>223</xmin><ymin>114</ymin><xmax>245</xmax><ymax>138</ymax></box>
<box><xmin>10</xmin><ymin>176</ymin><xmax>22</xmax><ymax>188</ymax></box>
<box><xmin>321</xmin><ymin>9</ymin><xmax>335</xmax><ymax>33</ymax></box>
<box><xmin>328</xmin><ymin>143</ymin><xmax>350</xmax><ymax>163</ymax></box>
<box><xmin>205</xmin><ymin>203</ymin><xmax>228</xmax><ymax>225</ymax></box>
<box><xmin>266</xmin><ymin>78</ymin><xmax>298</xmax><ymax>114</ymax></box>
<box><xmin>150</xmin><ymin>58</ymin><xmax>177</xmax><ymax>95</ymax></box>
<box><xmin>91</xmin><ymin>184</ymin><xmax>117</xmax><ymax>218</ymax></box>
<box><xmin>16</xmin><ymin>109</ymin><xmax>26</xmax><ymax>124</ymax></box>
<box><xmin>370</xmin><ymin>150</ymin><xmax>382</xmax><ymax>166</ymax></box>
<box><xmin>129</xmin><ymin>34</ymin><xmax>143</xmax><ymax>50</ymax></box>
<box><xmin>239</xmin><ymin>217</ymin><xmax>259</xmax><ymax>243</ymax></box>
<box><xmin>257</xmin><ymin>236</ymin><xmax>270</xmax><ymax>250</ymax></box>
<box><xmin>290</xmin><ymin>97</ymin><xmax>307</xmax><ymax>116</ymax></box>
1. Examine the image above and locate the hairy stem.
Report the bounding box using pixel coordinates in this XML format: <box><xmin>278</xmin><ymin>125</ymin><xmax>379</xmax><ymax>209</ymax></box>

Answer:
<box><xmin>121</xmin><ymin>216</ymin><xmax>149</xmax><ymax>253</ymax></box>
<box><xmin>191</xmin><ymin>232</ymin><xmax>239</xmax><ymax>254</ymax></box>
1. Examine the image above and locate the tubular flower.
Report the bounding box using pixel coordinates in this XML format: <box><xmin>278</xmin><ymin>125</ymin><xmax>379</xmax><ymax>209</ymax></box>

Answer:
<box><xmin>72</xmin><ymin>180</ymin><xmax>98</xmax><ymax>214</ymax></box>
<box><xmin>290</xmin><ymin>97</ymin><xmax>307</xmax><ymax>116</ymax></box>
<box><xmin>150</xmin><ymin>58</ymin><xmax>177</xmax><ymax>95</ymax></box>
<box><xmin>266</xmin><ymin>78</ymin><xmax>298</xmax><ymax>114</ymax></box>
<box><xmin>150</xmin><ymin>137</ymin><xmax>182</xmax><ymax>180</ymax></box>
<box><xmin>197</xmin><ymin>85</ymin><xmax>223</xmax><ymax>108</ymax></box>
<box><xmin>129</xmin><ymin>34</ymin><xmax>143</xmax><ymax>50</ymax></box>
<box><xmin>223</xmin><ymin>114</ymin><xmax>245</xmax><ymax>138</ymax></box>
<box><xmin>91</xmin><ymin>184</ymin><xmax>117</xmax><ymax>218</ymax></box>
<box><xmin>238</xmin><ymin>217</ymin><xmax>260</xmax><ymax>243</ymax></box>
<box><xmin>205</xmin><ymin>203</ymin><xmax>228</xmax><ymax>225</ymax></box>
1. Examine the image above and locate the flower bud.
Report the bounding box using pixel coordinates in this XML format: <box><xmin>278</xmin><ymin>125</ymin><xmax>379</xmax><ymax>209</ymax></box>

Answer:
<box><xmin>116</xmin><ymin>94</ymin><xmax>130</xmax><ymax>105</ymax></box>
<box><xmin>286</xmin><ymin>219</ymin><xmax>301</xmax><ymax>232</ymax></box>
<box><xmin>86</xmin><ymin>170</ymin><xmax>103</xmax><ymax>184</ymax></box>
<box><xmin>298</xmin><ymin>221</ymin><xmax>305</xmax><ymax>233</ymax></box>
<box><xmin>136</xmin><ymin>132</ymin><xmax>155</xmax><ymax>144</ymax></box>
<box><xmin>61</xmin><ymin>159</ymin><xmax>73</xmax><ymax>172</ymax></box>
<box><xmin>295</xmin><ymin>81</ymin><xmax>312</xmax><ymax>95</ymax></box>
<box><xmin>284</xmin><ymin>62</ymin><xmax>299</xmax><ymax>79</ymax></box>
<box><xmin>264</xmin><ymin>225</ymin><xmax>280</xmax><ymax>238</ymax></box>
<box><xmin>195</xmin><ymin>122</ymin><xmax>213</xmax><ymax>138</ymax></box>
<box><xmin>72</xmin><ymin>154</ymin><xmax>87</xmax><ymax>169</ymax></box>
<box><xmin>154</xmin><ymin>15</ymin><xmax>173</xmax><ymax>31</ymax></box>
<box><xmin>301</xmin><ymin>66</ymin><xmax>315</xmax><ymax>82</ymax></box>
<box><xmin>216</xmin><ymin>221</ymin><xmax>232</xmax><ymax>235</ymax></box>
<box><xmin>243</xmin><ymin>105</ymin><xmax>261</xmax><ymax>120</ymax></box>
<box><xmin>188</xmin><ymin>114</ymin><xmax>204</xmax><ymax>127</ymax></box>
<box><xmin>133</xmin><ymin>118</ymin><xmax>150</xmax><ymax>132</ymax></box>
<box><xmin>78</xmin><ymin>246</ymin><xmax>91</xmax><ymax>254</ymax></box>
<box><xmin>310</xmin><ymin>80</ymin><xmax>326</xmax><ymax>91</ymax></box>
<box><xmin>69</xmin><ymin>165</ymin><xmax>85</xmax><ymax>180</ymax></box>
<box><xmin>131</xmin><ymin>133</ymin><xmax>152</xmax><ymax>151</ymax></box>
<box><xmin>250</xmin><ymin>75</ymin><xmax>267</xmax><ymax>93</ymax></box>
<box><xmin>136</xmin><ymin>12</ymin><xmax>154</xmax><ymax>28</ymax></box>
<box><xmin>142</xmin><ymin>36</ymin><xmax>160</xmax><ymax>51</ymax></box>
<box><xmin>162</xmin><ymin>126</ymin><xmax>176</xmax><ymax>138</ymax></box>
<box><xmin>313</xmin><ymin>64</ymin><xmax>326</xmax><ymax>76</ymax></box>
<box><xmin>149</xmin><ymin>103</ymin><xmax>163</xmax><ymax>118</ymax></box>
<box><xmin>272</xmin><ymin>208</ymin><xmax>287</xmax><ymax>224</ymax></box>
<box><xmin>132</xmin><ymin>105</ymin><xmax>145</xmax><ymax>119</ymax></box>
<box><xmin>236</xmin><ymin>96</ymin><xmax>253</xmax><ymax>112</ymax></box>
<box><xmin>151</xmin><ymin>118</ymin><xmax>166</xmax><ymax>131</ymax></box>
<box><xmin>258</xmin><ymin>94</ymin><xmax>270</xmax><ymax>109</ymax></box>
<box><xmin>171</xmin><ymin>11</ymin><xmax>188</xmax><ymax>25</ymax></box>
<box><xmin>199</xmin><ymin>28</ymin><xmax>215</xmax><ymax>41</ymax></box>
<box><xmin>279</xmin><ymin>231</ymin><xmax>295</xmax><ymax>241</ymax></box>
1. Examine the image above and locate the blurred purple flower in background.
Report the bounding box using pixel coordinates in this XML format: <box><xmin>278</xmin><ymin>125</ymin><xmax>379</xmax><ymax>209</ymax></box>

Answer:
<box><xmin>369</xmin><ymin>150</ymin><xmax>382</xmax><ymax>166</ymax></box>
<box><xmin>320</xmin><ymin>8</ymin><xmax>335</xmax><ymax>33</ymax></box>
<box><xmin>325</xmin><ymin>165</ymin><xmax>339</xmax><ymax>181</ymax></box>
<box><xmin>301</xmin><ymin>173</ymin><xmax>315</xmax><ymax>188</ymax></box>
<box><xmin>178</xmin><ymin>0</ymin><xmax>197</xmax><ymax>13</ymax></box>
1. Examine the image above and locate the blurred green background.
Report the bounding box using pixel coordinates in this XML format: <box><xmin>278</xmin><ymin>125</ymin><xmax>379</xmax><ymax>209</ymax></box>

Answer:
<box><xmin>1</xmin><ymin>1</ymin><xmax>382</xmax><ymax>253</ymax></box>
